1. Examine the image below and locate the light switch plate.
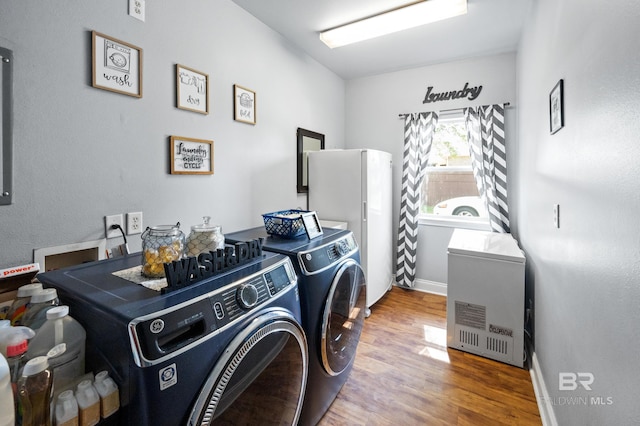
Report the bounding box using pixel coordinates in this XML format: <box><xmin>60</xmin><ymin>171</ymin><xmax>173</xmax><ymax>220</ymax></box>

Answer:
<box><xmin>553</xmin><ymin>204</ymin><xmax>560</xmax><ymax>228</ymax></box>
<box><xmin>129</xmin><ymin>0</ymin><xmax>145</xmax><ymax>22</ymax></box>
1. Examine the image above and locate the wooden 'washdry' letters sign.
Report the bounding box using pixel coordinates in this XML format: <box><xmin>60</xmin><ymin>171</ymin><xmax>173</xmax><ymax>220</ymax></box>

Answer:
<box><xmin>162</xmin><ymin>239</ymin><xmax>263</xmax><ymax>293</ymax></box>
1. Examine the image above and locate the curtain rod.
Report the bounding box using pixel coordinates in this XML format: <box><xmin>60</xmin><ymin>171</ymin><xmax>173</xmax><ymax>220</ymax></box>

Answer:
<box><xmin>398</xmin><ymin>102</ymin><xmax>511</xmax><ymax>118</ymax></box>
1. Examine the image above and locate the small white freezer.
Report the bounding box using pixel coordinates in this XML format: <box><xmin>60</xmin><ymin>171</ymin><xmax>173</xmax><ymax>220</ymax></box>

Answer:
<box><xmin>446</xmin><ymin>229</ymin><xmax>525</xmax><ymax>367</ymax></box>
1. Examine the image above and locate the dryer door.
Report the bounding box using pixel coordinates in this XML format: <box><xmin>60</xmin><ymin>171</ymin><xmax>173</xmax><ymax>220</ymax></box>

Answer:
<box><xmin>321</xmin><ymin>259</ymin><xmax>366</xmax><ymax>376</ymax></box>
<box><xmin>188</xmin><ymin>312</ymin><xmax>308</xmax><ymax>426</ymax></box>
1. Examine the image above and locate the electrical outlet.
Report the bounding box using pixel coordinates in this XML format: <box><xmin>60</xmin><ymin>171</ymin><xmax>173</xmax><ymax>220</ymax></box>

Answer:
<box><xmin>127</xmin><ymin>212</ymin><xmax>143</xmax><ymax>235</ymax></box>
<box><xmin>128</xmin><ymin>0</ymin><xmax>145</xmax><ymax>22</ymax></box>
<box><xmin>105</xmin><ymin>214</ymin><xmax>124</xmax><ymax>239</ymax></box>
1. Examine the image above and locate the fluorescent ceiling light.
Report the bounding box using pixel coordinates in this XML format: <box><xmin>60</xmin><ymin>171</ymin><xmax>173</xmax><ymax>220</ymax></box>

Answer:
<box><xmin>319</xmin><ymin>0</ymin><xmax>468</xmax><ymax>49</ymax></box>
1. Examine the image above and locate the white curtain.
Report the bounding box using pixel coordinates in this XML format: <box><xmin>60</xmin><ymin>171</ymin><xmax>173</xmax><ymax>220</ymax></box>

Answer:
<box><xmin>396</xmin><ymin>112</ymin><xmax>438</xmax><ymax>288</ymax></box>
<box><xmin>464</xmin><ymin>104</ymin><xmax>510</xmax><ymax>233</ymax></box>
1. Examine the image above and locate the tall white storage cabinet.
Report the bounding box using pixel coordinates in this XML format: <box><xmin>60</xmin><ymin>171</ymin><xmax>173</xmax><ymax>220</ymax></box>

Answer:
<box><xmin>446</xmin><ymin>229</ymin><xmax>525</xmax><ymax>367</ymax></box>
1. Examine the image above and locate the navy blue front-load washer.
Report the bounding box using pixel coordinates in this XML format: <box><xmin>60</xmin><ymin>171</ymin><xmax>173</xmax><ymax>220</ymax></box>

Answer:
<box><xmin>226</xmin><ymin>227</ymin><xmax>366</xmax><ymax>426</ymax></box>
<box><xmin>37</xmin><ymin>250</ymin><xmax>308</xmax><ymax>425</ymax></box>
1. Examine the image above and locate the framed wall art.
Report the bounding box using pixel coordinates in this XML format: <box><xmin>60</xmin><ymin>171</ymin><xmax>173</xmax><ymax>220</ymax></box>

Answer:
<box><xmin>549</xmin><ymin>79</ymin><xmax>564</xmax><ymax>134</ymax></box>
<box><xmin>301</xmin><ymin>211</ymin><xmax>323</xmax><ymax>239</ymax></box>
<box><xmin>92</xmin><ymin>31</ymin><xmax>142</xmax><ymax>97</ymax></box>
<box><xmin>176</xmin><ymin>64</ymin><xmax>209</xmax><ymax>114</ymax></box>
<box><xmin>233</xmin><ymin>84</ymin><xmax>256</xmax><ymax>125</ymax></box>
<box><xmin>170</xmin><ymin>136</ymin><xmax>214</xmax><ymax>175</ymax></box>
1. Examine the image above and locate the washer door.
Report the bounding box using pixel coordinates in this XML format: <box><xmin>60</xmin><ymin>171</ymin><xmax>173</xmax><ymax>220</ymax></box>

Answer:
<box><xmin>188</xmin><ymin>311</ymin><xmax>308</xmax><ymax>426</ymax></box>
<box><xmin>321</xmin><ymin>259</ymin><xmax>366</xmax><ymax>376</ymax></box>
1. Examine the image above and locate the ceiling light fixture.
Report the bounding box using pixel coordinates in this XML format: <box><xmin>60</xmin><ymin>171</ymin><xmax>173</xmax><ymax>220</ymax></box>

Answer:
<box><xmin>319</xmin><ymin>0</ymin><xmax>468</xmax><ymax>49</ymax></box>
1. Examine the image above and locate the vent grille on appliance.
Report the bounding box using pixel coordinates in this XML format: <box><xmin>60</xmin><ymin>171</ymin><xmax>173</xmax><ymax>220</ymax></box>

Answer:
<box><xmin>458</xmin><ymin>329</ymin><xmax>479</xmax><ymax>347</ymax></box>
<box><xmin>487</xmin><ymin>336</ymin><xmax>509</xmax><ymax>355</ymax></box>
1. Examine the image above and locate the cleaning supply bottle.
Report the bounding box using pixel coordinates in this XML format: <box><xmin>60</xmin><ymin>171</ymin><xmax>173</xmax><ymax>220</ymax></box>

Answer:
<box><xmin>21</xmin><ymin>288</ymin><xmax>59</xmax><ymax>331</ymax></box>
<box><xmin>27</xmin><ymin>306</ymin><xmax>86</xmax><ymax>391</ymax></box>
<box><xmin>75</xmin><ymin>379</ymin><xmax>100</xmax><ymax>426</ymax></box>
<box><xmin>17</xmin><ymin>356</ymin><xmax>53</xmax><ymax>426</ymax></box>
<box><xmin>94</xmin><ymin>370</ymin><xmax>119</xmax><ymax>419</ymax></box>
<box><xmin>7</xmin><ymin>282</ymin><xmax>43</xmax><ymax>326</ymax></box>
<box><xmin>7</xmin><ymin>336</ymin><xmax>30</xmax><ymax>383</ymax></box>
<box><xmin>0</xmin><ymin>324</ymin><xmax>36</xmax><ymax>425</ymax></box>
<box><xmin>0</xmin><ymin>321</ymin><xmax>10</xmax><ymax>356</ymax></box>
<box><xmin>0</xmin><ymin>353</ymin><xmax>15</xmax><ymax>426</ymax></box>
<box><xmin>55</xmin><ymin>389</ymin><xmax>79</xmax><ymax>426</ymax></box>
<box><xmin>0</xmin><ymin>324</ymin><xmax>36</xmax><ymax>362</ymax></box>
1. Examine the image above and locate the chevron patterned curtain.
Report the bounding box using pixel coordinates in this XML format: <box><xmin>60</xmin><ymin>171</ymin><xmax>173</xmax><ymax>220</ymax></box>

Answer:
<box><xmin>396</xmin><ymin>112</ymin><xmax>438</xmax><ymax>288</ymax></box>
<box><xmin>464</xmin><ymin>104</ymin><xmax>510</xmax><ymax>233</ymax></box>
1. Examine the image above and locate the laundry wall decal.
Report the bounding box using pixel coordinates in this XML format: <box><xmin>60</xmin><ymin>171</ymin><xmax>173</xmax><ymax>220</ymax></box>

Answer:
<box><xmin>422</xmin><ymin>82</ymin><xmax>482</xmax><ymax>104</ymax></box>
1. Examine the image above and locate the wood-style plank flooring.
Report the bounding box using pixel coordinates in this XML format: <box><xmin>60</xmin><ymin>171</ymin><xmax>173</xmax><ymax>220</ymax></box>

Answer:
<box><xmin>318</xmin><ymin>287</ymin><xmax>541</xmax><ymax>426</ymax></box>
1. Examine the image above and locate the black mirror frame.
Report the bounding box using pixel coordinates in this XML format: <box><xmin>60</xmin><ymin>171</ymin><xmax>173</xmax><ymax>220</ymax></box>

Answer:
<box><xmin>296</xmin><ymin>128</ymin><xmax>324</xmax><ymax>193</ymax></box>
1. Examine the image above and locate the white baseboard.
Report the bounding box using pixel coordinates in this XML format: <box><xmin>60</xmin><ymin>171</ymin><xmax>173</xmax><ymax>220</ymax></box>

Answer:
<box><xmin>530</xmin><ymin>351</ymin><xmax>558</xmax><ymax>426</ymax></box>
<box><xmin>411</xmin><ymin>278</ymin><xmax>447</xmax><ymax>296</ymax></box>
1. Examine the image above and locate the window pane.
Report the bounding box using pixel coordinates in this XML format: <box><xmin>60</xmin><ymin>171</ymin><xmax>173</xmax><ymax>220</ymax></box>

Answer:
<box><xmin>421</xmin><ymin>119</ymin><xmax>487</xmax><ymax>219</ymax></box>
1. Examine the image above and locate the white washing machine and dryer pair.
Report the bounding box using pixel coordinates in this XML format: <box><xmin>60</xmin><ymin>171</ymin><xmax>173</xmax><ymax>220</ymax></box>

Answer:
<box><xmin>38</xmin><ymin>250</ymin><xmax>308</xmax><ymax>425</ymax></box>
<box><xmin>226</xmin><ymin>227</ymin><xmax>367</xmax><ymax>426</ymax></box>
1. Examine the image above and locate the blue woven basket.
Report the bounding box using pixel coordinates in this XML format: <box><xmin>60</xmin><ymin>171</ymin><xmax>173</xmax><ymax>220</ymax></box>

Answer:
<box><xmin>262</xmin><ymin>209</ymin><xmax>309</xmax><ymax>238</ymax></box>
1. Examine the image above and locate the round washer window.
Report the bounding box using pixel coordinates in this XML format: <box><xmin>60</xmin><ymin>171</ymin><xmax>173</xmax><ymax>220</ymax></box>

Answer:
<box><xmin>189</xmin><ymin>316</ymin><xmax>308</xmax><ymax>425</ymax></box>
<box><xmin>321</xmin><ymin>259</ymin><xmax>366</xmax><ymax>376</ymax></box>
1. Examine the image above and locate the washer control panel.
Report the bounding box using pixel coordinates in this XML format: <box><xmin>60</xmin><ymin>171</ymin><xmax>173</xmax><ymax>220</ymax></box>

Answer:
<box><xmin>130</xmin><ymin>257</ymin><xmax>297</xmax><ymax>366</ymax></box>
<box><xmin>298</xmin><ymin>232</ymin><xmax>358</xmax><ymax>275</ymax></box>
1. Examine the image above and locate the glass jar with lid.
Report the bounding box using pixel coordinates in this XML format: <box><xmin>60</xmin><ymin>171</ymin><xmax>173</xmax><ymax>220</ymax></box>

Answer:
<box><xmin>141</xmin><ymin>223</ymin><xmax>185</xmax><ymax>278</ymax></box>
<box><xmin>185</xmin><ymin>216</ymin><xmax>225</xmax><ymax>257</ymax></box>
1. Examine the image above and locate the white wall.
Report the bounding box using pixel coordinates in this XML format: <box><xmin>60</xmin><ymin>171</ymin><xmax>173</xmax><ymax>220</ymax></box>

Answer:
<box><xmin>0</xmin><ymin>0</ymin><xmax>344</xmax><ymax>267</ymax></box>
<box><xmin>516</xmin><ymin>0</ymin><xmax>640</xmax><ymax>424</ymax></box>
<box><xmin>345</xmin><ymin>53</ymin><xmax>516</xmax><ymax>288</ymax></box>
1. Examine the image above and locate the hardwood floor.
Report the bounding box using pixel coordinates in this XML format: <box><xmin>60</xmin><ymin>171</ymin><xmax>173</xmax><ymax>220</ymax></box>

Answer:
<box><xmin>318</xmin><ymin>287</ymin><xmax>541</xmax><ymax>426</ymax></box>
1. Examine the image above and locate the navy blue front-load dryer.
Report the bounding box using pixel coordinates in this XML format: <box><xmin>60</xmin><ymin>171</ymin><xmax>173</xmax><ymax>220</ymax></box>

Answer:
<box><xmin>226</xmin><ymin>227</ymin><xmax>366</xmax><ymax>426</ymax></box>
<box><xmin>38</xmin><ymin>251</ymin><xmax>308</xmax><ymax>425</ymax></box>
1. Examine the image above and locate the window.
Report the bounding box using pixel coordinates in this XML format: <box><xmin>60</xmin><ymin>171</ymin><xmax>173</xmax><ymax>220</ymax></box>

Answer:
<box><xmin>421</xmin><ymin>115</ymin><xmax>488</xmax><ymax>221</ymax></box>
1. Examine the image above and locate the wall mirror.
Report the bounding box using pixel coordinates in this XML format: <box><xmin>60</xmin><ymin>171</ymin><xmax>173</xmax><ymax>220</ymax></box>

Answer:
<box><xmin>0</xmin><ymin>46</ymin><xmax>13</xmax><ymax>206</ymax></box>
<box><xmin>297</xmin><ymin>128</ymin><xmax>324</xmax><ymax>193</ymax></box>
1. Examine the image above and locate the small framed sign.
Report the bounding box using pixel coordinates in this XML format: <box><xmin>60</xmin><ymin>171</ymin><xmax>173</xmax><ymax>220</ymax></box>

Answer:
<box><xmin>170</xmin><ymin>136</ymin><xmax>213</xmax><ymax>175</ymax></box>
<box><xmin>549</xmin><ymin>79</ymin><xmax>564</xmax><ymax>134</ymax></box>
<box><xmin>234</xmin><ymin>84</ymin><xmax>256</xmax><ymax>125</ymax></box>
<box><xmin>92</xmin><ymin>31</ymin><xmax>142</xmax><ymax>98</ymax></box>
<box><xmin>176</xmin><ymin>64</ymin><xmax>209</xmax><ymax>114</ymax></box>
<box><xmin>301</xmin><ymin>211</ymin><xmax>323</xmax><ymax>239</ymax></box>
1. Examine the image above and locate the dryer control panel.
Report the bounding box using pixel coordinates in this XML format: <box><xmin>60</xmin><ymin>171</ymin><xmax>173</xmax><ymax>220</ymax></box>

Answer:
<box><xmin>298</xmin><ymin>233</ymin><xmax>358</xmax><ymax>275</ymax></box>
<box><xmin>129</xmin><ymin>257</ymin><xmax>297</xmax><ymax>367</ymax></box>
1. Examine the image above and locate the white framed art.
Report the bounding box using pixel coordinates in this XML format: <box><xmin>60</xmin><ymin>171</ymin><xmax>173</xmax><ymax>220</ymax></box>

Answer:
<box><xmin>176</xmin><ymin>64</ymin><xmax>209</xmax><ymax>114</ymax></box>
<box><xmin>91</xmin><ymin>31</ymin><xmax>142</xmax><ymax>98</ymax></box>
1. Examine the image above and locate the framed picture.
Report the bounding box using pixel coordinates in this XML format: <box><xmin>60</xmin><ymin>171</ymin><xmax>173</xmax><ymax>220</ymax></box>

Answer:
<box><xmin>234</xmin><ymin>84</ymin><xmax>256</xmax><ymax>125</ymax></box>
<box><xmin>92</xmin><ymin>31</ymin><xmax>142</xmax><ymax>97</ymax></box>
<box><xmin>549</xmin><ymin>79</ymin><xmax>564</xmax><ymax>134</ymax></box>
<box><xmin>176</xmin><ymin>64</ymin><xmax>209</xmax><ymax>114</ymax></box>
<box><xmin>170</xmin><ymin>136</ymin><xmax>214</xmax><ymax>175</ymax></box>
<box><xmin>301</xmin><ymin>211</ymin><xmax>323</xmax><ymax>239</ymax></box>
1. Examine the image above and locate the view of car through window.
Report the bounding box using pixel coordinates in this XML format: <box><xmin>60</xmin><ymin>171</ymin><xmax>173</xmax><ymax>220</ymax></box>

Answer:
<box><xmin>421</xmin><ymin>117</ymin><xmax>488</xmax><ymax>220</ymax></box>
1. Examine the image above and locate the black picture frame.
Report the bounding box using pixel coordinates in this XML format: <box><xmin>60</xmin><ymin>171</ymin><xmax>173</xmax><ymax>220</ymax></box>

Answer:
<box><xmin>301</xmin><ymin>211</ymin><xmax>323</xmax><ymax>239</ymax></box>
<box><xmin>296</xmin><ymin>128</ymin><xmax>325</xmax><ymax>193</ymax></box>
<box><xmin>549</xmin><ymin>79</ymin><xmax>564</xmax><ymax>134</ymax></box>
